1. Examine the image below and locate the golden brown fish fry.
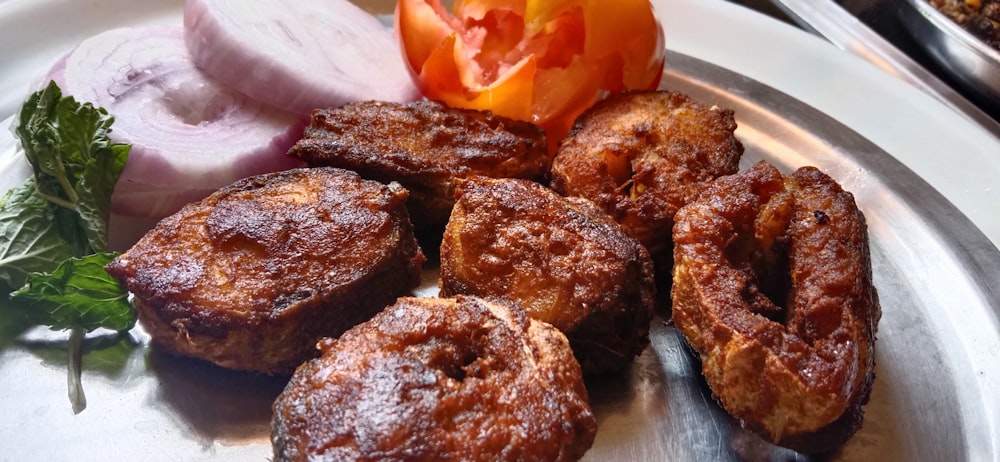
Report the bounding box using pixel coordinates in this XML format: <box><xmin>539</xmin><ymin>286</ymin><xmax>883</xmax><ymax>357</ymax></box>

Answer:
<box><xmin>288</xmin><ymin>100</ymin><xmax>549</xmax><ymax>245</ymax></box>
<box><xmin>550</xmin><ymin>90</ymin><xmax>743</xmax><ymax>274</ymax></box>
<box><xmin>105</xmin><ymin>167</ymin><xmax>426</xmax><ymax>374</ymax></box>
<box><xmin>440</xmin><ymin>176</ymin><xmax>656</xmax><ymax>376</ymax></box>
<box><xmin>671</xmin><ymin>161</ymin><xmax>880</xmax><ymax>452</ymax></box>
<box><xmin>271</xmin><ymin>295</ymin><xmax>597</xmax><ymax>462</ymax></box>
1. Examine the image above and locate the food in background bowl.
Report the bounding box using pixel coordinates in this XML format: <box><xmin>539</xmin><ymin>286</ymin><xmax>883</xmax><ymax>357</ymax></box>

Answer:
<box><xmin>929</xmin><ymin>0</ymin><xmax>1000</xmax><ymax>50</ymax></box>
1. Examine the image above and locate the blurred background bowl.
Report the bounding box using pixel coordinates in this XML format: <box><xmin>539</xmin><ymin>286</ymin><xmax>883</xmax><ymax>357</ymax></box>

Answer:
<box><xmin>900</xmin><ymin>0</ymin><xmax>1000</xmax><ymax>112</ymax></box>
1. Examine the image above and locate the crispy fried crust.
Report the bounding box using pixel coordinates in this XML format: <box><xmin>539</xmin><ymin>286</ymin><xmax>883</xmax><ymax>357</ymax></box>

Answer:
<box><xmin>105</xmin><ymin>167</ymin><xmax>426</xmax><ymax>374</ymax></box>
<box><xmin>271</xmin><ymin>295</ymin><xmax>597</xmax><ymax>462</ymax></box>
<box><xmin>550</xmin><ymin>90</ymin><xmax>743</xmax><ymax>272</ymax></box>
<box><xmin>671</xmin><ymin>161</ymin><xmax>880</xmax><ymax>452</ymax></box>
<box><xmin>288</xmin><ymin>100</ymin><xmax>549</xmax><ymax>243</ymax></box>
<box><xmin>439</xmin><ymin>177</ymin><xmax>656</xmax><ymax>376</ymax></box>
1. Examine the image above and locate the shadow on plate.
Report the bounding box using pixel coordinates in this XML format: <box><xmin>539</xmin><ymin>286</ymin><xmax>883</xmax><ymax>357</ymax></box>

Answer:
<box><xmin>146</xmin><ymin>348</ymin><xmax>290</xmax><ymax>445</ymax></box>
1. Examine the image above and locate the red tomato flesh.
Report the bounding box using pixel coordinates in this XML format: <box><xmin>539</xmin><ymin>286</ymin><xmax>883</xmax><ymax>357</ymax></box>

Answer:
<box><xmin>395</xmin><ymin>0</ymin><xmax>665</xmax><ymax>147</ymax></box>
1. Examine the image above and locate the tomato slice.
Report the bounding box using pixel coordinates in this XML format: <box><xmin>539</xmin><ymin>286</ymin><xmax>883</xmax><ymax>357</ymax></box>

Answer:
<box><xmin>395</xmin><ymin>0</ymin><xmax>665</xmax><ymax>147</ymax></box>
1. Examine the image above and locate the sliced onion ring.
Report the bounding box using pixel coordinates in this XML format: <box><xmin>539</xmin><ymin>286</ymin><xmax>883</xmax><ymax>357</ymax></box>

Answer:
<box><xmin>184</xmin><ymin>0</ymin><xmax>420</xmax><ymax>117</ymax></box>
<box><xmin>42</xmin><ymin>25</ymin><xmax>305</xmax><ymax>219</ymax></box>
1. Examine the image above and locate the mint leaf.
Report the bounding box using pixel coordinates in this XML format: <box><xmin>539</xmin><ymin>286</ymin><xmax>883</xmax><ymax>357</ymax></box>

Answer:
<box><xmin>16</xmin><ymin>82</ymin><xmax>76</xmax><ymax>209</ymax></box>
<box><xmin>11</xmin><ymin>253</ymin><xmax>134</xmax><ymax>332</ymax></box>
<box><xmin>76</xmin><ymin>141</ymin><xmax>129</xmax><ymax>253</ymax></box>
<box><xmin>14</xmin><ymin>80</ymin><xmax>130</xmax><ymax>254</ymax></box>
<box><xmin>55</xmin><ymin>89</ymin><xmax>129</xmax><ymax>253</ymax></box>
<box><xmin>0</xmin><ymin>179</ymin><xmax>75</xmax><ymax>292</ymax></box>
<box><xmin>1</xmin><ymin>80</ymin><xmax>131</xmax><ymax>295</ymax></box>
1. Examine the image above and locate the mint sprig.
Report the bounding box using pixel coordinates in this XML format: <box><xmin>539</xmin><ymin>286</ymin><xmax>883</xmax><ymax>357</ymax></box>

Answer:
<box><xmin>0</xmin><ymin>81</ymin><xmax>134</xmax><ymax>413</ymax></box>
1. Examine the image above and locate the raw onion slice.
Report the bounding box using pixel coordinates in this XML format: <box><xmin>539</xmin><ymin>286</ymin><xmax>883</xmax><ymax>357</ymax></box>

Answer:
<box><xmin>42</xmin><ymin>25</ymin><xmax>305</xmax><ymax>219</ymax></box>
<box><xmin>184</xmin><ymin>0</ymin><xmax>420</xmax><ymax>117</ymax></box>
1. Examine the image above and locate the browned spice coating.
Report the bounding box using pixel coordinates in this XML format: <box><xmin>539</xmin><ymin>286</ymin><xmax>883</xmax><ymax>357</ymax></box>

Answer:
<box><xmin>671</xmin><ymin>161</ymin><xmax>880</xmax><ymax>452</ymax></box>
<box><xmin>288</xmin><ymin>100</ymin><xmax>549</xmax><ymax>242</ymax></box>
<box><xmin>930</xmin><ymin>0</ymin><xmax>1000</xmax><ymax>50</ymax></box>
<box><xmin>105</xmin><ymin>167</ymin><xmax>425</xmax><ymax>374</ymax></box>
<box><xmin>440</xmin><ymin>177</ymin><xmax>656</xmax><ymax>376</ymax></box>
<box><xmin>550</xmin><ymin>90</ymin><xmax>743</xmax><ymax>274</ymax></box>
<box><xmin>271</xmin><ymin>295</ymin><xmax>597</xmax><ymax>462</ymax></box>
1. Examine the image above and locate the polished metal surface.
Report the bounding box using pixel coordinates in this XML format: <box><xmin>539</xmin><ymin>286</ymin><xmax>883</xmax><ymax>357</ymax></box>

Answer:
<box><xmin>767</xmin><ymin>0</ymin><xmax>1000</xmax><ymax>139</ymax></box>
<box><xmin>898</xmin><ymin>0</ymin><xmax>1000</xmax><ymax>111</ymax></box>
<box><xmin>2</xmin><ymin>51</ymin><xmax>999</xmax><ymax>461</ymax></box>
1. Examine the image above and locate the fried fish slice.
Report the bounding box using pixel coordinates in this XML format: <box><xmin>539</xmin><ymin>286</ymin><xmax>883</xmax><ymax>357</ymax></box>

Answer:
<box><xmin>105</xmin><ymin>167</ymin><xmax>425</xmax><ymax>374</ymax></box>
<box><xmin>288</xmin><ymin>100</ymin><xmax>549</xmax><ymax>244</ymax></box>
<box><xmin>550</xmin><ymin>90</ymin><xmax>743</xmax><ymax>274</ymax></box>
<box><xmin>671</xmin><ymin>161</ymin><xmax>880</xmax><ymax>452</ymax></box>
<box><xmin>271</xmin><ymin>295</ymin><xmax>597</xmax><ymax>462</ymax></box>
<box><xmin>440</xmin><ymin>176</ymin><xmax>656</xmax><ymax>376</ymax></box>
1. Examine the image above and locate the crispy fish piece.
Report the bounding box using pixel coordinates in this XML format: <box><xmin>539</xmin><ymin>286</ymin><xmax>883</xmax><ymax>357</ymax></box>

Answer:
<box><xmin>105</xmin><ymin>167</ymin><xmax>425</xmax><ymax>374</ymax></box>
<box><xmin>550</xmin><ymin>90</ymin><xmax>743</xmax><ymax>274</ymax></box>
<box><xmin>440</xmin><ymin>177</ymin><xmax>656</xmax><ymax>376</ymax></box>
<box><xmin>671</xmin><ymin>161</ymin><xmax>880</xmax><ymax>452</ymax></box>
<box><xmin>288</xmin><ymin>100</ymin><xmax>549</xmax><ymax>244</ymax></box>
<box><xmin>272</xmin><ymin>295</ymin><xmax>597</xmax><ymax>462</ymax></box>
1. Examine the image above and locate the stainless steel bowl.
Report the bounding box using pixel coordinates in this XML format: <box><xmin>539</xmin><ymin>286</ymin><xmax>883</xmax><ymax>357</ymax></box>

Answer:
<box><xmin>900</xmin><ymin>0</ymin><xmax>1000</xmax><ymax>107</ymax></box>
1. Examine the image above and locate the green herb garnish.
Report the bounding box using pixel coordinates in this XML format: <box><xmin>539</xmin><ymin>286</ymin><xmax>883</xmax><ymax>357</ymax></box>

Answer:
<box><xmin>11</xmin><ymin>253</ymin><xmax>134</xmax><ymax>332</ymax></box>
<box><xmin>0</xmin><ymin>81</ymin><xmax>133</xmax><ymax>413</ymax></box>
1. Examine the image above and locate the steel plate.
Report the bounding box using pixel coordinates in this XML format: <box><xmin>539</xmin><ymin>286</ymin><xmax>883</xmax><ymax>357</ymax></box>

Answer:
<box><xmin>1</xmin><ymin>50</ymin><xmax>999</xmax><ymax>461</ymax></box>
